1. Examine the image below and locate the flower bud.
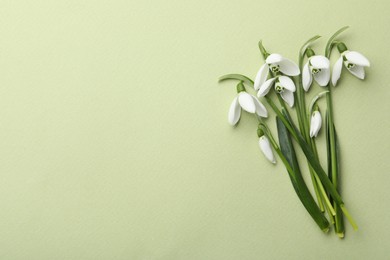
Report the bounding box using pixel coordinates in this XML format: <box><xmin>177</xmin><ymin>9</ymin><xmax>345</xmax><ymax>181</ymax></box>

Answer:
<box><xmin>310</xmin><ymin>108</ymin><xmax>322</xmax><ymax>138</ymax></box>
<box><xmin>258</xmin><ymin>136</ymin><xmax>276</xmax><ymax>164</ymax></box>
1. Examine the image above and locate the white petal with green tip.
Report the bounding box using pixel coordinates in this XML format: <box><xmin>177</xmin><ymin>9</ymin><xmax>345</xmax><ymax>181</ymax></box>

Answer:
<box><xmin>278</xmin><ymin>76</ymin><xmax>296</xmax><ymax>92</ymax></box>
<box><xmin>280</xmin><ymin>89</ymin><xmax>294</xmax><ymax>107</ymax></box>
<box><xmin>228</xmin><ymin>97</ymin><xmax>241</xmax><ymax>126</ymax></box>
<box><xmin>259</xmin><ymin>136</ymin><xmax>276</xmax><ymax>164</ymax></box>
<box><xmin>254</xmin><ymin>64</ymin><xmax>269</xmax><ymax>91</ymax></box>
<box><xmin>238</xmin><ymin>92</ymin><xmax>256</xmax><ymax>113</ymax></box>
<box><xmin>332</xmin><ymin>56</ymin><xmax>343</xmax><ymax>86</ymax></box>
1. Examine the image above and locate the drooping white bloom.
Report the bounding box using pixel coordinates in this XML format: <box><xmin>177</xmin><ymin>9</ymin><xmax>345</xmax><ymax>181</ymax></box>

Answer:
<box><xmin>258</xmin><ymin>136</ymin><xmax>276</xmax><ymax>164</ymax></box>
<box><xmin>302</xmin><ymin>55</ymin><xmax>331</xmax><ymax>91</ymax></box>
<box><xmin>332</xmin><ymin>50</ymin><xmax>370</xmax><ymax>86</ymax></box>
<box><xmin>254</xmin><ymin>53</ymin><xmax>300</xmax><ymax>90</ymax></box>
<box><xmin>257</xmin><ymin>75</ymin><xmax>296</xmax><ymax>107</ymax></box>
<box><xmin>228</xmin><ymin>92</ymin><xmax>268</xmax><ymax>125</ymax></box>
<box><xmin>310</xmin><ymin>110</ymin><xmax>322</xmax><ymax>138</ymax></box>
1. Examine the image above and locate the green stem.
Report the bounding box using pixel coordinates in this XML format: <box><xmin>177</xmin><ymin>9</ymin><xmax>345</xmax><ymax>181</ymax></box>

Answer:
<box><xmin>327</xmin><ymin>90</ymin><xmax>344</xmax><ymax>235</ymax></box>
<box><xmin>340</xmin><ymin>205</ymin><xmax>358</xmax><ymax>230</ymax></box>
<box><xmin>325</xmin><ymin>27</ymin><xmax>350</xmax><ymax>235</ymax></box>
<box><xmin>309</xmin><ymin>166</ymin><xmax>325</xmax><ymax>212</ymax></box>
<box><xmin>311</xmin><ymin>140</ymin><xmax>336</xmax><ymax>215</ymax></box>
<box><xmin>316</xmin><ymin>172</ymin><xmax>336</xmax><ymax>216</ymax></box>
<box><xmin>258</xmin><ymin>40</ymin><xmax>270</xmax><ymax>59</ymax></box>
<box><xmin>295</xmin><ymin>36</ymin><xmax>330</xmax><ymax>215</ymax></box>
<box><xmin>294</xmin><ymin>92</ymin><xmax>306</xmax><ymax>139</ymax></box>
<box><xmin>326</xmin><ymin>82</ymin><xmax>337</xmax><ymax>202</ymax></box>
<box><xmin>276</xmin><ymin>93</ymin><xmax>292</xmax><ymax>119</ymax></box>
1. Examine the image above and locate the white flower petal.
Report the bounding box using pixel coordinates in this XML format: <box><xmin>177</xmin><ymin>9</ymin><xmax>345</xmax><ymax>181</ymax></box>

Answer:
<box><xmin>259</xmin><ymin>136</ymin><xmax>276</xmax><ymax>164</ymax></box>
<box><xmin>332</xmin><ymin>56</ymin><xmax>343</xmax><ymax>86</ymax></box>
<box><xmin>278</xmin><ymin>76</ymin><xmax>296</xmax><ymax>92</ymax></box>
<box><xmin>266</xmin><ymin>53</ymin><xmax>283</xmax><ymax>64</ymax></box>
<box><xmin>302</xmin><ymin>62</ymin><xmax>313</xmax><ymax>91</ymax></box>
<box><xmin>313</xmin><ymin>68</ymin><xmax>330</xmax><ymax>87</ymax></box>
<box><xmin>280</xmin><ymin>90</ymin><xmax>294</xmax><ymax>107</ymax></box>
<box><xmin>258</xmin><ymin>77</ymin><xmax>276</xmax><ymax>97</ymax></box>
<box><xmin>251</xmin><ymin>95</ymin><xmax>268</xmax><ymax>118</ymax></box>
<box><xmin>310</xmin><ymin>55</ymin><xmax>330</xmax><ymax>69</ymax></box>
<box><xmin>347</xmin><ymin>65</ymin><xmax>365</xmax><ymax>79</ymax></box>
<box><xmin>228</xmin><ymin>97</ymin><xmax>241</xmax><ymax>126</ymax></box>
<box><xmin>238</xmin><ymin>92</ymin><xmax>256</xmax><ymax>113</ymax></box>
<box><xmin>254</xmin><ymin>64</ymin><xmax>269</xmax><ymax>91</ymax></box>
<box><xmin>345</xmin><ymin>51</ymin><xmax>370</xmax><ymax>67</ymax></box>
<box><xmin>277</xmin><ymin>57</ymin><xmax>300</xmax><ymax>76</ymax></box>
<box><xmin>310</xmin><ymin>111</ymin><xmax>322</xmax><ymax>138</ymax></box>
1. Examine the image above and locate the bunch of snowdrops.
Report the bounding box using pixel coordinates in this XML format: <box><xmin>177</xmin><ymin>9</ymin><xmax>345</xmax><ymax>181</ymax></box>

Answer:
<box><xmin>219</xmin><ymin>27</ymin><xmax>370</xmax><ymax>238</ymax></box>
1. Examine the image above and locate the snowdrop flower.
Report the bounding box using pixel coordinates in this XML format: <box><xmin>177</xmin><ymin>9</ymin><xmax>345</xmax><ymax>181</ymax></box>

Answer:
<box><xmin>254</xmin><ymin>53</ymin><xmax>300</xmax><ymax>90</ymax></box>
<box><xmin>332</xmin><ymin>42</ymin><xmax>370</xmax><ymax>86</ymax></box>
<box><xmin>228</xmin><ymin>82</ymin><xmax>268</xmax><ymax>126</ymax></box>
<box><xmin>302</xmin><ymin>49</ymin><xmax>330</xmax><ymax>91</ymax></box>
<box><xmin>257</xmin><ymin>76</ymin><xmax>296</xmax><ymax>107</ymax></box>
<box><xmin>257</xmin><ymin>128</ymin><xmax>276</xmax><ymax>164</ymax></box>
<box><xmin>310</xmin><ymin>108</ymin><xmax>322</xmax><ymax>138</ymax></box>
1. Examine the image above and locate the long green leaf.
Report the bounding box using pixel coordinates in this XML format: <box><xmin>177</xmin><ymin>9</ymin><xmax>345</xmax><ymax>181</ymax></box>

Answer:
<box><xmin>277</xmin><ymin>117</ymin><xmax>329</xmax><ymax>231</ymax></box>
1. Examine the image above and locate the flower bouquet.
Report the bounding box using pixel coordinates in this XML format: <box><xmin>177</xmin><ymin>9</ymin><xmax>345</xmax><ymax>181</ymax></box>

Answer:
<box><xmin>219</xmin><ymin>27</ymin><xmax>370</xmax><ymax>238</ymax></box>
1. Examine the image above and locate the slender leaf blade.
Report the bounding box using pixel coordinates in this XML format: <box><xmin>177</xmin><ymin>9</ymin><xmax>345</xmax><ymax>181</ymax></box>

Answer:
<box><xmin>277</xmin><ymin>117</ymin><xmax>329</xmax><ymax>231</ymax></box>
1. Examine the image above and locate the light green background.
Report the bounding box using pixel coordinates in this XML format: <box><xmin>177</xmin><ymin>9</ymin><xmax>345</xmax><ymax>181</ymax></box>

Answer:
<box><xmin>0</xmin><ymin>0</ymin><xmax>389</xmax><ymax>259</ymax></box>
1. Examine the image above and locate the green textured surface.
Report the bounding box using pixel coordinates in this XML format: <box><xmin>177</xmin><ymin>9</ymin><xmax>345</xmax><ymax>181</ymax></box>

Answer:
<box><xmin>0</xmin><ymin>1</ymin><xmax>389</xmax><ymax>259</ymax></box>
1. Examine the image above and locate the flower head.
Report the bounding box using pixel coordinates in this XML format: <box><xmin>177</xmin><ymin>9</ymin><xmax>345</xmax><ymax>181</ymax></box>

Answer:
<box><xmin>332</xmin><ymin>43</ymin><xmax>370</xmax><ymax>86</ymax></box>
<box><xmin>309</xmin><ymin>109</ymin><xmax>322</xmax><ymax>138</ymax></box>
<box><xmin>254</xmin><ymin>53</ymin><xmax>300</xmax><ymax>90</ymax></box>
<box><xmin>302</xmin><ymin>54</ymin><xmax>330</xmax><ymax>91</ymax></box>
<box><xmin>228</xmin><ymin>82</ymin><xmax>268</xmax><ymax>126</ymax></box>
<box><xmin>257</xmin><ymin>75</ymin><xmax>296</xmax><ymax>107</ymax></box>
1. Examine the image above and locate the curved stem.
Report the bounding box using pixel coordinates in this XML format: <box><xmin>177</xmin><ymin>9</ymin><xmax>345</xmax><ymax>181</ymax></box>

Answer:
<box><xmin>325</xmin><ymin>26</ymin><xmax>349</xmax><ymax>57</ymax></box>
<box><xmin>299</xmin><ymin>35</ymin><xmax>321</xmax><ymax>69</ymax></box>
<box><xmin>308</xmin><ymin>91</ymin><xmax>329</xmax><ymax>116</ymax></box>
